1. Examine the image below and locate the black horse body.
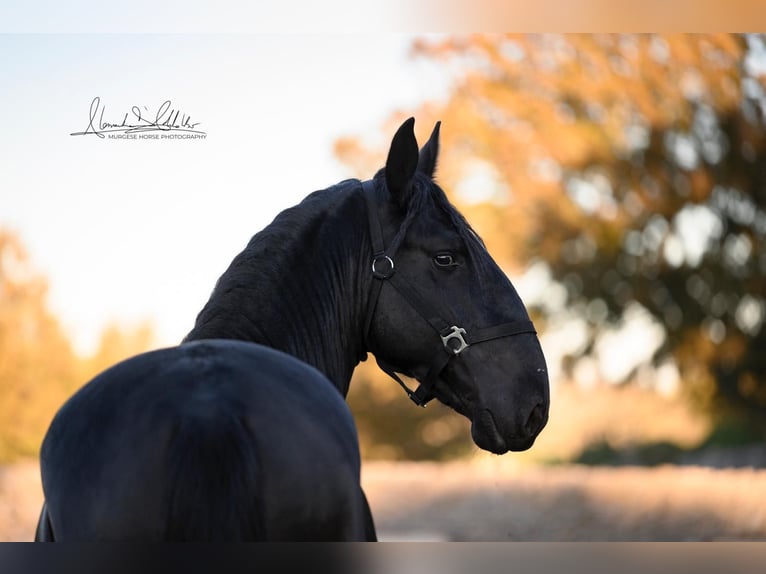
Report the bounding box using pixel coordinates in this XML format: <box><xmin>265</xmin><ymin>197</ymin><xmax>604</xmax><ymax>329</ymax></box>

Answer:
<box><xmin>37</xmin><ymin>119</ymin><xmax>549</xmax><ymax>541</ymax></box>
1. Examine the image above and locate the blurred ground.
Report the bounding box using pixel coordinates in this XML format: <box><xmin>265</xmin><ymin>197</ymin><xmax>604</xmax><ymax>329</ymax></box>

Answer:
<box><xmin>2</xmin><ymin>458</ymin><xmax>765</xmax><ymax>542</ymax></box>
<box><xmin>362</xmin><ymin>460</ymin><xmax>766</xmax><ymax>541</ymax></box>
<box><xmin>0</xmin><ymin>460</ymin><xmax>42</xmax><ymax>542</ymax></box>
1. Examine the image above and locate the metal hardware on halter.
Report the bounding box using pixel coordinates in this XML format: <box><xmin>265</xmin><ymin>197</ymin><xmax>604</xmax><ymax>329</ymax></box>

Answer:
<box><xmin>441</xmin><ymin>326</ymin><xmax>469</xmax><ymax>355</ymax></box>
<box><xmin>371</xmin><ymin>254</ymin><xmax>394</xmax><ymax>279</ymax></box>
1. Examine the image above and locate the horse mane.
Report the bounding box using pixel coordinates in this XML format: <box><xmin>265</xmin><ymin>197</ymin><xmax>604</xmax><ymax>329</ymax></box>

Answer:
<box><xmin>190</xmin><ymin>178</ymin><xmax>364</xmax><ymax>322</ymax></box>
<box><xmin>235</xmin><ymin>178</ymin><xmax>363</xmax><ymax>274</ymax></box>
<box><xmin>185</xmin><ymin>178</ymin><xmax>369</xmax><ymax>387</ymax></box>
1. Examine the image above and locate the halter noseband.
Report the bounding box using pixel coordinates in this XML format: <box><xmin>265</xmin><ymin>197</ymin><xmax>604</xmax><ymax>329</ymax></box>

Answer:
<box><xmin>361</xmin><ymin>179</ymin><xmax>537</xmax><ymax>407</ymax></box>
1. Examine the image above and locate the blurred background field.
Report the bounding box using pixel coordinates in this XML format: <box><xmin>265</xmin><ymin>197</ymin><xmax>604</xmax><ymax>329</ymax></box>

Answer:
<box><xmin>2</xmin><ymin>34</ymin><xmax>766</xmax><ymax>541</ymax></box>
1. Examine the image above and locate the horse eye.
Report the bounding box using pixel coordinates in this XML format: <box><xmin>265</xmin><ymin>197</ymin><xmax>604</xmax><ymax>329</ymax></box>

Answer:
<box><xmin>434</xmin><ymin>253</ymin><xmax>456</xmax><ymax>268</ymax></box>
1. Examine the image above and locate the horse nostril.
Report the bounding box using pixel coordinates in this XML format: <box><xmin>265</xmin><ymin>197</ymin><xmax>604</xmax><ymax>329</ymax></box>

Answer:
<box><xmin>523</xmin><ymin>402</ymin><xmax>546</xmax><ymax>435</ymax></box>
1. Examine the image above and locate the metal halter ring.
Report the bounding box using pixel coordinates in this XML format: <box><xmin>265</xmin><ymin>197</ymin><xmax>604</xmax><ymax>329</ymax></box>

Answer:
<box><xmin>441</xmin><ymin>326</ymin><xmax>469</xmax><ymax>355</ymax></box>
<box><xmin>371</xmin><ymin>255</ymin><xmax>395</xmax><ymax>279</ymax></box>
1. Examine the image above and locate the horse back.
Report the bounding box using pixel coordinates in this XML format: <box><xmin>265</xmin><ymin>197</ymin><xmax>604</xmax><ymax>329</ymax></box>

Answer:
<box><xmin>39</xmin><ymin>340</ymin><xmax>369</xmax><ymax>541</ymax></box>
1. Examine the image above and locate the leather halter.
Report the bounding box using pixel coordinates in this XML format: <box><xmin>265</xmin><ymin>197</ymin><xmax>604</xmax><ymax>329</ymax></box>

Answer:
<box><xmin>361</xmin><ymin>179</ymin><xmax>537</xmax><ymax>407</ymax></box>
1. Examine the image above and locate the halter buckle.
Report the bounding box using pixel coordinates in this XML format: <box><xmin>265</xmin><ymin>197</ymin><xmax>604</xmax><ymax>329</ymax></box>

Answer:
<box><xmin>441</xmin><ymin>326</ymin><xmax>469</xmax><ymax>355</ymax></box>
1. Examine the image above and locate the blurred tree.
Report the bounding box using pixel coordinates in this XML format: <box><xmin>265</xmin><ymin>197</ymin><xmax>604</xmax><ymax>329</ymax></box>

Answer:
<box><xmin>0</xmin><ymin>229</ymin><xmax>79</xmax><ymax>461</ymax></box>
<box><xmin>0</xmin><ymin>229</ymin><xmax>156</xmax><ymax>461</ymax></box>
<box><xmin>338</xmin><ymin>34</ymin><xmax>766</xmax><ymax>441</ymax></box>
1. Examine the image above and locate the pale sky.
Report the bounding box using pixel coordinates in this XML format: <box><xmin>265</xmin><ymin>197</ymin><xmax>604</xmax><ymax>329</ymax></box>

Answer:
<box><xmin>1</xmin><ymin>33</ymin><xmax>451</xmax><ymax>354</ymax></box>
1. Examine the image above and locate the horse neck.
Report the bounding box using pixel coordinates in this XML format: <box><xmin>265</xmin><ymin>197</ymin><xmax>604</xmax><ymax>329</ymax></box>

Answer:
<box><xmin>184</xmin><ymin>183</ymin><xmax>372</xmax><ymax>396</ymax></box>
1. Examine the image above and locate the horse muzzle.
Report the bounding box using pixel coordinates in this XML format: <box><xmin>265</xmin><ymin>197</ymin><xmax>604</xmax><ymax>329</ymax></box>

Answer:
<box><xmin>470</xmin><ymin>404</ymin><xmax>548</xmax><ymax>454</ymax></box>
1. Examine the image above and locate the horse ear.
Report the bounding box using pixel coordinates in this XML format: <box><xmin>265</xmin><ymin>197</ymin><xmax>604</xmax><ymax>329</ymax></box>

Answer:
<box><xmin>417</xmin><ymin>121</ymin><xmax>441</xmax><ymax>179</ymax></box>
<box><xmin>385</xmin><ymin>117</ymin><xmax>419</xmax><ymax>206</ymax></box>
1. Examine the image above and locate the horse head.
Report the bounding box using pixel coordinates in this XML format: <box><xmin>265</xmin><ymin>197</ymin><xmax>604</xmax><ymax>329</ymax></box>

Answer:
<box><xmin>365</xmin><ymin>118</ymin><xmax>549</xmax><ymax>454</ymax></box>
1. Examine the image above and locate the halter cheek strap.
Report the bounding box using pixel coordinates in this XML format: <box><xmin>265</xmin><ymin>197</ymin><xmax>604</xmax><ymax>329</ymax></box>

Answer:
<box><xmin>361</xmin><ymin>179</ymin><xmax>537</xmax><ymax>407</ymax></box>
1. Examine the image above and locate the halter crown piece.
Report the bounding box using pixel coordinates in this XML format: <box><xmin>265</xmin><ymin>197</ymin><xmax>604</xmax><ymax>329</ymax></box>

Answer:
<box><xmin>361</xmin><ymin>180</ymin><xmax>537</xmax><ymax>407</ymax></box>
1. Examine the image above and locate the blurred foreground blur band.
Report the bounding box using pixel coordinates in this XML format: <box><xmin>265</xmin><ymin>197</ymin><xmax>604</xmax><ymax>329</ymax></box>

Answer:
<box><xmin>1</xmin><ymin>543</ymin><xmax>766</xmax><ymax>574</ymax></box>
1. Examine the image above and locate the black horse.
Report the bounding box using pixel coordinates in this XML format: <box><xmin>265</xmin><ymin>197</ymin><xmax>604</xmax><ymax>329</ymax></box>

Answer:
<box><xmin>36</xmin><ymin>118</ymin><xmax>549</xmax><ymax>541</ymax></box>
